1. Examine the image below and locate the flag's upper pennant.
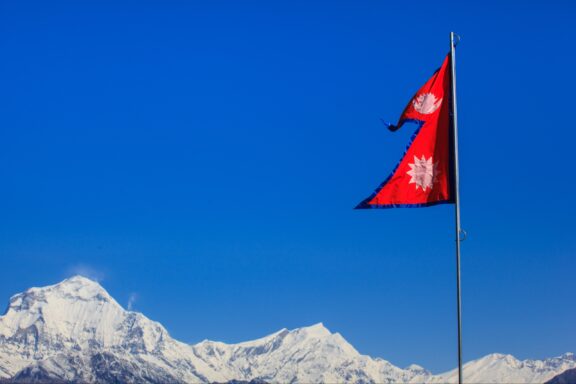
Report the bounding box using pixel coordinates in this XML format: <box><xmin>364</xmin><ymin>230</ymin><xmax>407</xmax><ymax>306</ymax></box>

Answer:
<box><xmin>356</xmin><ymin>55</ymin><xmax>454</xmax><ymax>209</ymax></box>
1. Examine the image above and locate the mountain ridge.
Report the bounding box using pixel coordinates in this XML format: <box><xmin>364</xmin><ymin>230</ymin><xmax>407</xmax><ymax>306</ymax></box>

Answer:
<box><xmin>0</xmin><ymin>276</ymin><xmax>573</xmax><ymax>383</ymax></box>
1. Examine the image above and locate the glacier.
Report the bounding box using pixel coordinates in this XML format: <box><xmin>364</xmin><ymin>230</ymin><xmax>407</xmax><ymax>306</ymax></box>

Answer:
<box><xmin>0</xmin><ymin>276</ymin><xmax>573</xmax><ymax>383</ymax></box>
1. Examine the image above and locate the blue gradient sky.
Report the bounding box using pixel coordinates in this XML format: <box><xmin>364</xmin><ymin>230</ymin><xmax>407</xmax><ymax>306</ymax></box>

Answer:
<box><xmin>1</xmin><ymin>0</ymin><xmax>575</xmax><ymax>373</ymax></box>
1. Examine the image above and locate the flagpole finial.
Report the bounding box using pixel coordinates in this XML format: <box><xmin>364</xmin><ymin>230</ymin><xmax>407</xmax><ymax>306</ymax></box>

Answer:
<box><xmin>451</xmin><ymin>32</ymin><xmax>461</xmax><ymax>47</ymax></box>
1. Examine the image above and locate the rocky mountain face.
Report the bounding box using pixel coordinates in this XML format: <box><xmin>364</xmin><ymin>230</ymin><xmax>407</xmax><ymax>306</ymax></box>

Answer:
<box><xmin>0</xmin><ymin>276</ymin><xmax>573</xmax><ymax>383</ymax></box>
<box><xmin>545</xmin><ymin>367</ymin><xmax>576</xmax><ymax>384</ymax></box>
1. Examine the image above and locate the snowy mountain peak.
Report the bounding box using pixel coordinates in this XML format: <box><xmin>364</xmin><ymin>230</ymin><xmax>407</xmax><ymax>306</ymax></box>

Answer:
<box><xmin>56</xmin><ymin>275</ymin><xmax>106</xmax><ymax>290</ymax></box>
<box><xmin>406</xmin><ymin>363</ymin><xmax>427</xmax><ymax>371</ymax></box>
<box><xmin>292</xmin><ymin>323</ymin><xmax>333</xmax><ymax>339</ymax></box>
<box><xmin>1</xmin><ymin>275</ymin><xmax>122</xmax><ymax>334</ymax></box>
<box><xmin>41</xmin><ymin>275</ymin><xmax>113</xmax><ymax>302</ymax></box>
<box><xmin>0</xmin><ymin>275</ymin><xmax>170</xmax><ymax>357</ymax></box>
<box><xmin>6</xmin><ymin>275</ymin><xmax>116</xmax><ymax>313</ymax></box>
<box><xmin>297</xmin><ymin>322</ymin><xmax>331</xmax><ymax>336</ymax></box>
<box><xmin>230</xmin><ymin>322</ymin><xmax>357</xmax><ymax>356</ymax></box>
<box><xmin>59</xmin><ymin>275</ymin><xmax>100</xmax><ymax>285</ymax></box>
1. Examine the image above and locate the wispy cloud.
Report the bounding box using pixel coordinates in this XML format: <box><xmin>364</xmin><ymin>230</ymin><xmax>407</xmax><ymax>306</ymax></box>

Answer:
<box><xmin>127</xmin><ymin>292</ymin><xmax>138</xmax><ymax>311</ymax></box>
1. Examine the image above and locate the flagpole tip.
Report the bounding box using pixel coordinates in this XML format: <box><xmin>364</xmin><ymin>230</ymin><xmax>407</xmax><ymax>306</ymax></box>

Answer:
<box><xmin>451</xmin><ymin>32</ymin><xmax>461</xmax><ymax>47</ymax></box>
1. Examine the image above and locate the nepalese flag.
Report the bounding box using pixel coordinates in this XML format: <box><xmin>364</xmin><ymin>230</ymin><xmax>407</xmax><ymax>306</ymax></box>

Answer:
<box><xmin>356</xmin><ymin>54</ymin><xmax>454</xmax><ymax>209</ymax></box>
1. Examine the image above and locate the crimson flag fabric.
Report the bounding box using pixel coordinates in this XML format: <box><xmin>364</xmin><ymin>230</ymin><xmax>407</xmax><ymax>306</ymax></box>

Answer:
<box><xmin>356</xmin><ymin>54</ymin><xmax>454</xmax><ymax>209</ymax></box>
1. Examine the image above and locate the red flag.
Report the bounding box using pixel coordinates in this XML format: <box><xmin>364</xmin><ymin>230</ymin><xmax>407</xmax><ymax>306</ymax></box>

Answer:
<box><xmin>356</xmin><ymin>55</ymin><xmax>454</xmax><ymax>209</ymax></box>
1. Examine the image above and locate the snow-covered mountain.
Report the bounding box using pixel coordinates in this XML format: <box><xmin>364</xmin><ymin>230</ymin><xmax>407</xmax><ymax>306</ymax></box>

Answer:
<box><xmin>0</xmin><ymin>276</ymin><xmax>573</xmax><ymax>383</ymax></box>
<box><xmin>0</xmin><ymin>276</ymin><xmax>224</xmax><ymax>383</ymax></box>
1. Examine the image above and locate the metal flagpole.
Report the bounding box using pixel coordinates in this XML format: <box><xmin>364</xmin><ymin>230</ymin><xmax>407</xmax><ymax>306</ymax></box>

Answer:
<box><xmin>449</xmin><ymin>31</ymin><xmax>463</xmax><ymax>384</ymax></box>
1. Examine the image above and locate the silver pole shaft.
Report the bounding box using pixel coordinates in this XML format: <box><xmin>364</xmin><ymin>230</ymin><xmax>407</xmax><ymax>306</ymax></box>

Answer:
<box><xmin>450</xmin><ymin>31</ymin><xmax>463</xmax><ymax>384</ymax></box>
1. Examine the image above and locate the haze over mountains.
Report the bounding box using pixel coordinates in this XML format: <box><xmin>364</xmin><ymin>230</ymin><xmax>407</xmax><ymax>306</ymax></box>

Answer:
<box><xmin>0</xmin><ymin>276</ymin><xmax>573</xmax><ymax>383</ymax></box>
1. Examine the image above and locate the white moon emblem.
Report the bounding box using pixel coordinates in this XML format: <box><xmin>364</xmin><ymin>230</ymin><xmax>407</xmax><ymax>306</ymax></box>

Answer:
<box><xmin>412</xmin><ymin>93</ymin><xmax>442</xmax><ymax>115</ymax></box>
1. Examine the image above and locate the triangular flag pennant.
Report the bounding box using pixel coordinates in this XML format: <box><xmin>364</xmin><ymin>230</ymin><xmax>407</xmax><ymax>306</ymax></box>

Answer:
<box><xmin>356</xmin><ymin>54</ymin><xmax>454</xmax><ymax>209</ymax></box>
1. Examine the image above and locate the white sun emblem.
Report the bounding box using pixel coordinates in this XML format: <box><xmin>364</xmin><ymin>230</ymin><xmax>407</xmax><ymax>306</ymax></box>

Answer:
<box><xmin>412</xmin><ymin>93</ymin><xmax>442</xmax><ymax>114</ymax></box>
<box><xmin>406</xmin><ymin>155</ymin><xmax>438</xmax><ymax>191</ymax></box>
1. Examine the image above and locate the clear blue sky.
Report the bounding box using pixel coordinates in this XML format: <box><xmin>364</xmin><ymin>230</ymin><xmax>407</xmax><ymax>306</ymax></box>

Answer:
<box><xmin>0</xmin><ymin>0</ymin><xmax>575</xmax><ymax>374</ymax></box>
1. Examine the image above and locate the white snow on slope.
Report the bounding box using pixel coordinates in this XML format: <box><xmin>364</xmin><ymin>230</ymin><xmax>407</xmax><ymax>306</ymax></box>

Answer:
<box><xmin>0</xmin><ymin>276</ymin><xmax>228</xmax><ymax>383</ymax></box>
<box><xmin>432</xmin><ymin>352</ymin><xmax>576</xmax><ymax>384</ymax></box>
<box><xmin>0</xmin><ymin>276</ymin><xmax>573</xmax><ymax>383</ymax></box>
